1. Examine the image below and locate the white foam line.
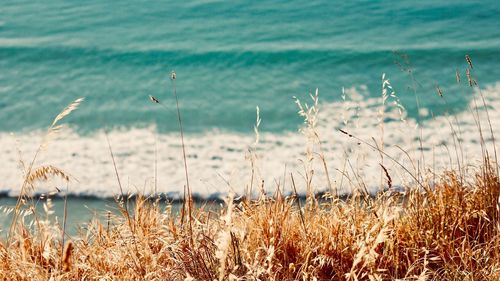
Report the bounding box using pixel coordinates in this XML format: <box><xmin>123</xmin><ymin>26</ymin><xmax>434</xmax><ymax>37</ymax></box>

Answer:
<box><xmin>0</xmin><ymin>36</ymin><xmax>58</xmax><ymax>47</ymax></box>
<box><xmin>1</xmin><ymin>84</ymin><xmax>499</xmax><ymax>198</ymax></box>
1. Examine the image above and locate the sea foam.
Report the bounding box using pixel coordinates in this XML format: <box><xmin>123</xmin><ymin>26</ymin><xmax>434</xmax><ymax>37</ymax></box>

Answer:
<box><xmin>1</xmin><ymin>84</ymin><xmax>499</xmax><ymax>199</ymax></box>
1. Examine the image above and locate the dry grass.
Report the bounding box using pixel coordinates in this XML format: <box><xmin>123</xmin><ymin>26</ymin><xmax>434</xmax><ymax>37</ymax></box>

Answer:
<box><xmin>0</xmin><ymin>161</ymin><xmax>498</xmax><ymax>280</ymax></box>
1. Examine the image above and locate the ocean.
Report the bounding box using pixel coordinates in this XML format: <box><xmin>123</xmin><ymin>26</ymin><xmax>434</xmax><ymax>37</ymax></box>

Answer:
<box><xmin>1</xmin><ymin>0</ymin><xmax>500</xmax><ymax>230</ymax></box>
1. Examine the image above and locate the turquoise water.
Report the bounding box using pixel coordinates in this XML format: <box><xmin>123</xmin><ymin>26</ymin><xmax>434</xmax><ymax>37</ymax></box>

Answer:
<box><xmin>0</xmin><ymin>197</ymin><xmax>217</xmax><ymax>236</ymax></box>
<box><xmin>0</xmin><ymin>197</ymin><xmax>116</xmax><ymax>236</ymax></box>
<box><xmin>2</xmin><ymin>0</ymin><xmax>500</xmax><ymax>134</ymax></box>
<box><xmin>1</xmin><ymin>1</ymin><xmax>500</xmax><ymax>203</ymax></box>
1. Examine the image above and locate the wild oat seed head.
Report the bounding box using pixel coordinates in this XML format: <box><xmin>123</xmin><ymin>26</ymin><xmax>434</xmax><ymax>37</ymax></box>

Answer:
<box><xmin>51</xmin><ymin>97</ymin><xmax>84</xmax><ymax>128</ymax></box>
<box><xmin>149</xmin><ymin>95</ymin><xmax>160</xmax><ymax>104</ymax></box>
<box><xmin>436</xmin><ymin>85</ymin><xmax>443</xmax><ymax>97</ymax></box>
<box><xmin>465</xmin><ymin>55</ymin><xmax>473</xmax><ymax>69</ymax></box>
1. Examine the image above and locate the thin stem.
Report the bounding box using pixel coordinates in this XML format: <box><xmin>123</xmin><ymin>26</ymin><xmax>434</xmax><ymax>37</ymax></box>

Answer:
<box><xmin>339</xmin><ymin>129</ymin><xmax>426</xmax><ymax>190</ymax></box>
<box><xmin>170</xmin><ymin>73</ymin><xmax>193</xmax><ymax>245</ymax></box>
<box><xmin>61</xmin><ymin>183</ymin><xmax>69</xmax><ymax>271</ymax></box>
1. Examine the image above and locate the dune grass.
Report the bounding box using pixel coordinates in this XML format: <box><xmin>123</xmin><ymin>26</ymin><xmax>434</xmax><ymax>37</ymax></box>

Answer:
<box><xmin>0</xmin><ymin>59</ymin><xmax>499</xmax><ymax>280</ymax></box>
<box><xmin>0</xmin><ymin>160</ymin><xmax>497</xmax><ymax>280</ymax></box>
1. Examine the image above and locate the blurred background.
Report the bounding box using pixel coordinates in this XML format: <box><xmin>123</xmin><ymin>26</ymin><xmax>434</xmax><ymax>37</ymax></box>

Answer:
<box><xmin>2</xmin><ymin>0</ymin><xmax>500</xmax><ymax>134</ymax></box>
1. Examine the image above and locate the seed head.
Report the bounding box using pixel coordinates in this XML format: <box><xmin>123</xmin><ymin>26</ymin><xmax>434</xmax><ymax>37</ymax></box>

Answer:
<box><xmin>436</xmin><ymin>85</ymin><xmax>443</xmax><ymax>98</ymax></box>
<box><xmin>466</xmin><ymin>68</ymin><xmax>473</xmax><ymax>87</ymax></box>
<box><xmin>149</xmin><ymin>95</ymin><xmax>160</xmax><ymax>104</ymax></box>
<box><xmin>170</xmin><ymin>71</ymin><xmax>176</xmax><ymax>80</ymax></box>
<box><xmin>465</xmin><ymin>55</ymin><xmax>473</xmax><ymax>69</ymax></box>
<box><xmin>62</xmin><ymin>241</ymin><xmax>73</xmax><ymax>272</ymax></box>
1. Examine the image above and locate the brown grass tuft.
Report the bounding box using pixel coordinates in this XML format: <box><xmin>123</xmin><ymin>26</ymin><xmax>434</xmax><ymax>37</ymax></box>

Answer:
<box><xmin>62</xmin><ymin>241</ymin><xmax>73</xmax><ymax>272</ymax></box>
<box><xmin>0</xmin><ymin>163</ymin><xmax>497</xmax><ymax>280</ymax></box>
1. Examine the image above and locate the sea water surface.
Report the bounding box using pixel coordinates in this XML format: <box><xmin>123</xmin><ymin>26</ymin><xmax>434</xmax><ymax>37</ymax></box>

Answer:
<box><xmin>1</xmin><ymin>1</ymin><xmax>500</xmax><ymax>230</ymax></box>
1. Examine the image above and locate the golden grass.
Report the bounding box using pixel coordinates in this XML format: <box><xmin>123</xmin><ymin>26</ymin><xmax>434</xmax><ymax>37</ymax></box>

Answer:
<box><xmin>0</xmin><ymin>161</ymin><xmax>498</xmax><ymax>280</ymax></box>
